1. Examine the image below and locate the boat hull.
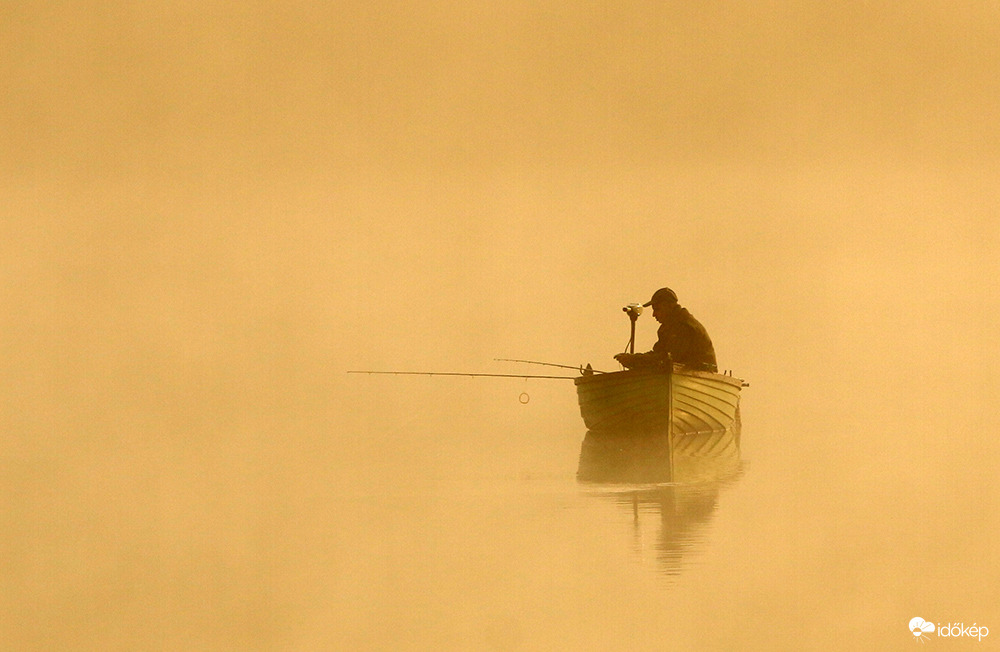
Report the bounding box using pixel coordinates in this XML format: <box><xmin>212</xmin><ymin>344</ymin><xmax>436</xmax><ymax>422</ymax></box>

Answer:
<box><xmin>574</xmin><ymin>367</ymin><xmax>744</xmax><ymax>435</ymax></box>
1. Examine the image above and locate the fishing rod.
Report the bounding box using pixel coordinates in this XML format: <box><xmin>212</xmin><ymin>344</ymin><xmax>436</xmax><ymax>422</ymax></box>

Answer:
<box><xmin>347</xmin><ymin>370</ymin><xmax>577</xmax><ymax>380</ymax></box>
<box><xmin>494</xmin><ymin>358</ymin><xmax>607</xmax><ymax>374</ymax></box>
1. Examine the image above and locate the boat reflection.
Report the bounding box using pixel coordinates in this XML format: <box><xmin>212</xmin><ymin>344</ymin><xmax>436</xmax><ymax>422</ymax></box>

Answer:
<box><xmin>577</xmin><ymin>422</ymin><xmax>744</xmax><ymax>576</ymax></box>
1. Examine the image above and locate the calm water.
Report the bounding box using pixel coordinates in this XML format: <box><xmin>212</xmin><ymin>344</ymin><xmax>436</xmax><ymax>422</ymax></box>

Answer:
<box><xmin>8</xmin><ymin>345</ymin><xmax>996</xmax><ymax>650</ymax></box>
<box><xmin>4</xmin><ymin>170</ymin><xmax>998</xmax><ymax>649</ymax></box>
<box><xmin>326</xmin><ymin>358</ymin><xmax>999</xmax><ymax>651</ymax></box>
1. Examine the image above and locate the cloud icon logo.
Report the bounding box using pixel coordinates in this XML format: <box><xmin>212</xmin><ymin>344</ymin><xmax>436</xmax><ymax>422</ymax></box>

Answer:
<box><xmin>910</xmin><ymin>617</ymin><xmax>935</xmax><ymax>638</ymax></box>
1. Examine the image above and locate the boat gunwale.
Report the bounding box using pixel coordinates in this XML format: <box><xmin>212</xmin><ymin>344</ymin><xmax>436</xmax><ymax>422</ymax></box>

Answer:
<box><xmin>573</xmin><ymin>366</ymin><xmax>745</xmax><ymax>389</ymax></box>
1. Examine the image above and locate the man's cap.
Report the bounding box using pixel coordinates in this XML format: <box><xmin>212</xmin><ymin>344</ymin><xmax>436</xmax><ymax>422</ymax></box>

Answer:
<box><xmin>643</xmin><ymin>287</ymin><xmax>678</xmax><ymax>307</ymax></box>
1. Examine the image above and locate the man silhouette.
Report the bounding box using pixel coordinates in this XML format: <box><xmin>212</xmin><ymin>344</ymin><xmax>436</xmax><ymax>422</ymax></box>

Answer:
<box><xmin>614</xmin><ymin>287</ymin><xmax>717</xmax><ymax>372</ymax></box>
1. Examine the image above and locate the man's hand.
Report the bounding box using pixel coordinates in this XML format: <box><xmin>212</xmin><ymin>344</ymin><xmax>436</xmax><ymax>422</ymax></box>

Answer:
<box><xmin>614</xmin><ymin>353</ymin><xmax>634</xmax><ymax>368</ymax></box>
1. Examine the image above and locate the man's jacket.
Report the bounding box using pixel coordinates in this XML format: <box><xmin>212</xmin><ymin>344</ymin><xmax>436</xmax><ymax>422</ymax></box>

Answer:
<box><xmin>632</xmin><ymin>307</ymin><xmax>718</xmax><ymax>372</ymax></box>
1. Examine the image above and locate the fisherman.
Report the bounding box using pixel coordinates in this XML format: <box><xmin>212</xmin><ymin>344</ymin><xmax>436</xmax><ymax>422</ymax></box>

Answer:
<box><xmin>614</xmin><ymin>287</ymin><xmax>718</xmax><ymax>372</ymax></box>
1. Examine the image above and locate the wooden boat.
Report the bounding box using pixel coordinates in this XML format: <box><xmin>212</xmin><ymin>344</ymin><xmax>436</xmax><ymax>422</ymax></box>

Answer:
<box><xmin>574</xmin><ymin>365</ymin><xmax>746</xmax><ymax>435</ymax></box>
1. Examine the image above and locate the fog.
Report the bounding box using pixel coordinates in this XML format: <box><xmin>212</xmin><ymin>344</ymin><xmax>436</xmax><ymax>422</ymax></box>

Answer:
<box><xmin>3</xmin><ymin>2</ymin><xmax>999</xmax><ymax>649</ymax></box>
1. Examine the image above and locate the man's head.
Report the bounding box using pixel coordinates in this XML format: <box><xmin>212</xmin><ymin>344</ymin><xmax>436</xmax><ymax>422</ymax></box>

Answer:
<box><xmin>643</xmin><ymin>287</ymin><xmax>679</xmax><ymax>323</ymax></box>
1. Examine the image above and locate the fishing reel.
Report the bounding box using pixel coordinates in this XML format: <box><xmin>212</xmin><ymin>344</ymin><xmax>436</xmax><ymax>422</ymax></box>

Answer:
<box><xmin>622</xmin><ymin>303</ymin><xmax>643</xmax><ymax>320</ymax></box>
<box><xmin>621</xmin><ymin>303</ymin><xmax>643</xmax><ymax>356</ymax></box>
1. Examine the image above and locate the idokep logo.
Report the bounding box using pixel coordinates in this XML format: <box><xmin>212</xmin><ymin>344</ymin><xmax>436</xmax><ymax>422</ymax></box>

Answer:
<box><xmin>909</xmin><ymin>617</ymin><xmax>990</xmax><ymax>642</ymax></box>
<box><xmin>910</xmin><ymin>618</ymin><xmax>935</xmax><ymax>641</ymax></box>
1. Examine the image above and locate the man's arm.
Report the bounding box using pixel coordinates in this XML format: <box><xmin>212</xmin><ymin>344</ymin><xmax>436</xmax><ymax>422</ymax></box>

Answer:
<box><xmin>614</xmin><ymin>350</ymin><xmax>668</xmax><ymax>369</ymax></box>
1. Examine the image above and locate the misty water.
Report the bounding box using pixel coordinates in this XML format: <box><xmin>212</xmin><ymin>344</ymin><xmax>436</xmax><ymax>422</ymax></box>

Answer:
<box><xmin>333</xmin><ymin>336</ymin><xmax>999</xmax><ymax>651</ymax></box>
<box><xmin>5</xmin><ymin>2</ymin><xmax>1000</xmax><ymax>650</ymax></box>
<box><xmin>6</xmin><ymin>234</ymin><xmax>998</xmax><ymax>651</ymax></box>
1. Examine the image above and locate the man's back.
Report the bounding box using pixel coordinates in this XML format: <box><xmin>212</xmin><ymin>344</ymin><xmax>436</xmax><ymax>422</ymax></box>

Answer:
<box><xmin>653</xmin><ymin>307</ymin><xmax>717</xmax><ymax>372</ymax></box>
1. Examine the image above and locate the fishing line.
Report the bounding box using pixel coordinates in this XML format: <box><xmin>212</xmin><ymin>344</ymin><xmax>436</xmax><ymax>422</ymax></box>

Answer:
<box><xmin>519</xmin><ymin>376</ymin><xmax>530</xmax><ymax>404</ymax></box>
